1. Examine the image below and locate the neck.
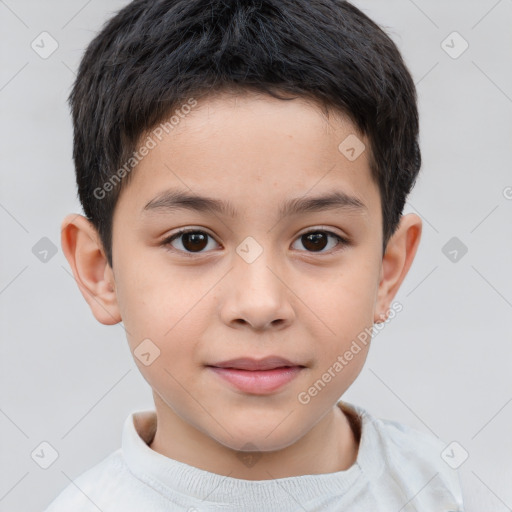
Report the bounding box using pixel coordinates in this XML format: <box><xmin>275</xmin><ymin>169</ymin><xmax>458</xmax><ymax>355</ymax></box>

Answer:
<box><xmin>148</xmin><ymin>395</ymin><xmax>359</xmax><ymax>480</ymax></box>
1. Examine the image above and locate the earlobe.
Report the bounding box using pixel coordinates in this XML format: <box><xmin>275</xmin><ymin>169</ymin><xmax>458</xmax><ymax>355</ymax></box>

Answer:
<box><xmin>60</xmin><ymin>213</ymin><xmax>121</xmax><ymax>325</ymax></box>
<box><xmin>374</xmin><ymin>213</ymin><xmax>422</xmax><ymax>323</ymax></box>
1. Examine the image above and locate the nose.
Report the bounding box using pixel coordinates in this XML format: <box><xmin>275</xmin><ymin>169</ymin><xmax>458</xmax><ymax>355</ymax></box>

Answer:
<box><xmin>219</xmin><ymin>251</ymin><xmax>295</xmax><ymax>332</ymax></box>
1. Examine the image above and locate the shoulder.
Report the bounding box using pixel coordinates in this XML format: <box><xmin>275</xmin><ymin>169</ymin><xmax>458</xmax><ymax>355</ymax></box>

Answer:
<box><xmin>373</xmin><ymin>411</ymin><xmax>449</xmax><ymax>456</ymax></box>
<box><xmin>43</xmin><ymin>449</ymin><xmax>129</xmax><ymax>511</ymax></box>
<box><xmin>342</xmin><ymin>400</ymin><xmax>451</xmax><ymax>459</ymax></box>
<box><xmin>342</xmin><ymin>401</ymin><xmax>466</xmax><ymax>510</ymax></box>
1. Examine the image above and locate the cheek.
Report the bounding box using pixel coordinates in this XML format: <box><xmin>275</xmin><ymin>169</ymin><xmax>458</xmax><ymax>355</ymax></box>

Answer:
<box><xmin>125</xmin><ymin>295</ymin><xmax>203</xmax><ymax>400</ymax></box>
<box><xmin>118</xmin><ymin>273</ymin><xmax>213</xmax><ymax>377</ymax></box>
<box><xmin>307</xmin><ymin>261</ymin><xmax>379</xmax><ymax>325</ymax></box>
<box><xmin>114</xmin><ymin>260</ymin><xmax>185</xmax><ymax>352</ymax></box>
<box><xmin>301</xmin><ymin>258</ymin><xmax>379</xmax><ymax>371</ymax></box>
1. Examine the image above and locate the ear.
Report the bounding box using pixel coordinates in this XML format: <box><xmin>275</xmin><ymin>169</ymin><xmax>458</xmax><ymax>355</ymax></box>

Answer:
<box><xmin>374</xmin><ymin>213</ymin><xmax>422</xmax><ymax>323</ymax></box>
<box><xmin>60</xmin><ymin>213</ymin><xmax>121</xmax><ymax>325</ymax></box>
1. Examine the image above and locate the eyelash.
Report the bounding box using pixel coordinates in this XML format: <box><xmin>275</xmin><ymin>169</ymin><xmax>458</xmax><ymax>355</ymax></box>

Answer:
<box><xmin>160</xmin><ymin>228</ymin><xmax>350</xmax><ymax>257</ymax></box>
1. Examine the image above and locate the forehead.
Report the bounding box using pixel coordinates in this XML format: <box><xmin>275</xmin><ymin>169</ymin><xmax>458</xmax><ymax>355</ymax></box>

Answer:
<box><xmin>115</xmin><ymin>92</ymin><xmax>380</xmax><ymax>221</ymax></box>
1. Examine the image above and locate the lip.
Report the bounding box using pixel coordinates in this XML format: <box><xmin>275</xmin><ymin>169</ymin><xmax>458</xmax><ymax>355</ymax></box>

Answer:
<box><xmin>206</xmin><ymin>356</ymin><xmax>305</xmax><ymax>394</ymax></box>
<box><xmin>207</xmin><ymin>366</ymin><xmax>304</xmax><ymax>394</ymax></box>
<box><xmin>208</xmin><ymin>356</ymin><xmax>303</xmax><ymax>371</ymax></box>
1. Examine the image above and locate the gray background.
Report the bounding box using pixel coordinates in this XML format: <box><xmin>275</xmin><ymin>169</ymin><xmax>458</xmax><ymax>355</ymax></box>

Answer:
<box><xmin>1</xmin><ymin>0</ymin><xmax>511</xmax><ymax>510</ymax></box>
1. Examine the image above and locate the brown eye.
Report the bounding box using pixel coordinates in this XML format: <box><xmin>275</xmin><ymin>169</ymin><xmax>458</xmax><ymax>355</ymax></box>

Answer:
<box><xmin>163</xmin><ymin>230</ymin><xmax>219</xmax><ymax>254</ymax></box>
<box><xmin>292</xmin><ymin>230</ymin><xmax>347</xmax><ymax>253</ymax></box>
<box><xmin>301</xmin><ymin>232</ymin><xmax>328</xmax><ymax>251</ymax></box>
<box><xmin>181</xmin><ymin>232</ymin><xmax>208</xmax><ymax>252</ymax></box>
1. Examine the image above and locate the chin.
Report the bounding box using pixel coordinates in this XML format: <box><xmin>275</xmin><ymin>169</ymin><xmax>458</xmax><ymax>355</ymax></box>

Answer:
<box><xmin>209</xmin><ymin>423</ymin><xmax>305</xmax><ymax>454</ymax></box>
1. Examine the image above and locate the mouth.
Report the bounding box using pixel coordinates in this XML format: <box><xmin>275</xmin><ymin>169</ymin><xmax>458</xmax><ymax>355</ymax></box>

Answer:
<box><xmin>207</xmin><ymin>356</ymin><xmax>305</xmax><ymax>371</ymax></box>
<box><xmin>206</xmin><ymin>356</ymin><xmax>306</xmax><ymax>394</ymax></box>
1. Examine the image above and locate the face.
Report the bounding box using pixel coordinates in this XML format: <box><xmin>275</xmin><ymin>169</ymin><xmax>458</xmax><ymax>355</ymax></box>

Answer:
<box><xmin>102</xmin><ymin>92</ymin><xmax>387</xmax><ymax>452</ymax></box>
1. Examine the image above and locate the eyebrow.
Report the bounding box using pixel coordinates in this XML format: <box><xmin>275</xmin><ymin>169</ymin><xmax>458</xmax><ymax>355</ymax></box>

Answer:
<box><xmin>142</xmin><ymin>187</ymin><xmax>367</xmax><ymax>220</ymax></box>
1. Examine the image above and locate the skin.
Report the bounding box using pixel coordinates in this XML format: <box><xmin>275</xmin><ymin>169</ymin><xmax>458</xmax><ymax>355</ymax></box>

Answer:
<box><xmin>61</xmin><ymin>91</ymin><xmax>422</xmax><ymax>480</ymax></box>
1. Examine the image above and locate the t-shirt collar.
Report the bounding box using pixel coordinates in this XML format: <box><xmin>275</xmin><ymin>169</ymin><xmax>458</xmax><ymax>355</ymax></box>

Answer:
<box><xmin>121</xmin><ymin>400</ymin><xmax>383</xmax><ymax>507</ymax></box>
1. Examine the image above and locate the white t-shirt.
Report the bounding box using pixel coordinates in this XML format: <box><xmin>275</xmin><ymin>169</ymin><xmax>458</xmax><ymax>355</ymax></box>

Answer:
<box><xmin>44</xmin><ymin>400</ymin><xmax>465</xmax><ymax>511</ymax></box>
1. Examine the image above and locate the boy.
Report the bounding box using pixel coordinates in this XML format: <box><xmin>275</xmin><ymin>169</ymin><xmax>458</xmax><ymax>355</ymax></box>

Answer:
<box><xmin>46</xmin><ymin>0</ymin><xmax>465</xmax><ymax>510</ymax></box>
